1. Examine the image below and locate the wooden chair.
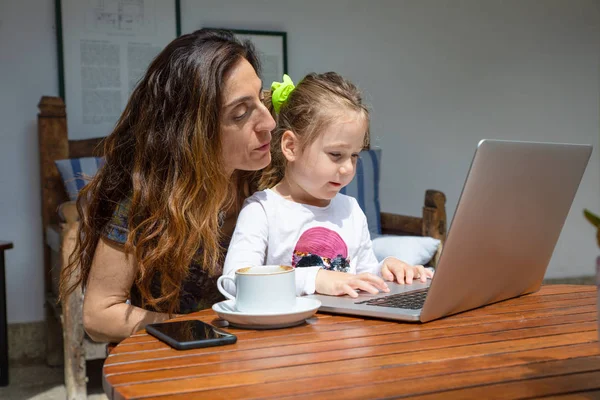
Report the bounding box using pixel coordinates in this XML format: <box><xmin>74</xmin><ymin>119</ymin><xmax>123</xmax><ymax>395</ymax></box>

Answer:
<box><xmin>380</xmin><ymin>190</ymin><xmax>447</xmax><ymax>266</ymax></box>
<box><xmin>38</xmin><ymin>96</ymin><xmax>106</xmax><ymax>400</ymax></box>
<box><xmin>37</xmin><ymin>95</ymin><xmax>447</xmax><ymax>399</ymax></box>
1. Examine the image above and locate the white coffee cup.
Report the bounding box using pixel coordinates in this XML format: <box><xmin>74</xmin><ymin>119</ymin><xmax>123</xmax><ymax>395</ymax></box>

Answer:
<box><xmin>217</xmin><ymin>265</ymin><xmax>296</xmax><ymax>313</ymax></box>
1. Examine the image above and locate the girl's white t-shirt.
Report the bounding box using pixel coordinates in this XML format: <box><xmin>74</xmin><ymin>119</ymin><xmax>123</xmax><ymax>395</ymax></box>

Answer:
<box><xmin>223</xmin><ymin>189</ymin><xmax>382</xmax><ymax>296</ymax></box>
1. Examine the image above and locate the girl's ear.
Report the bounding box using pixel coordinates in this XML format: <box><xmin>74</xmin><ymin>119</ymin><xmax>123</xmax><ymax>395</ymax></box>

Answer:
<box><xmin>280</xmin><ymin>130</ymin><xmax>299</xmax><ymax>161</ymax></box>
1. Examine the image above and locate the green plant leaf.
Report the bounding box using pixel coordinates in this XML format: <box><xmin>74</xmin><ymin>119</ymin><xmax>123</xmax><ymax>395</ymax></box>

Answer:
<box><xmin>583</xmin><ymin>209</ymin><xmax>600</xmax><ymax>228</ymax></box>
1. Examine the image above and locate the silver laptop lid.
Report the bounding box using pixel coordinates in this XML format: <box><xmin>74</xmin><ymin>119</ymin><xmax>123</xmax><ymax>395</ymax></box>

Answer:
<box><xmin>420</xmin><ymin>140</ymin><xmax>592</xmax><ymax>322</ymax></box>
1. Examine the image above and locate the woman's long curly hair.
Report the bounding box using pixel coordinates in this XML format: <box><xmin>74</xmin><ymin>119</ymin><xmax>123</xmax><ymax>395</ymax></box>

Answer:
<box><xmin>59</xmin><ymin>28</ymin><xmax>261</xmax><ymax>314</ymax></box>
<box><xmin>259</xmin><ymin>72</ymin><xmax>371</xmax><ymax>190</ymax></box>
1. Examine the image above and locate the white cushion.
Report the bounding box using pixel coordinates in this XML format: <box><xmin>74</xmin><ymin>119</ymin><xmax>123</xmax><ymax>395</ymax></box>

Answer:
<box><xmin>372</xmin><ymin>235</ymin><xmax>440</xmax><ymax>265</ymax></box>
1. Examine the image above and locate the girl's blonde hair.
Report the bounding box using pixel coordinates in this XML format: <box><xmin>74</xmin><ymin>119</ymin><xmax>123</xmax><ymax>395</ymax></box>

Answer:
<box><xmin>259</xmin><ymin>72</ymin><xmax>370</xmax><ymax>190</ymax></box>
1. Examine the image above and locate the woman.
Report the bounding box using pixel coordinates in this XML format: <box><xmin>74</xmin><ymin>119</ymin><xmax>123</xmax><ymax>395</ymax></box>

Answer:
<box><xmin>59</xmin><ymin>28</ymin><xmax>276</xmax><ymax>343</ymax></box>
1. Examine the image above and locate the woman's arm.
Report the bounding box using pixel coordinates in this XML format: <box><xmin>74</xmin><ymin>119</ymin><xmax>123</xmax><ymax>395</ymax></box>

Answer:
<box><xmin>82</xmin><ymin>238</ymin><xmax>172</xmax><ymax>343</ymax></box>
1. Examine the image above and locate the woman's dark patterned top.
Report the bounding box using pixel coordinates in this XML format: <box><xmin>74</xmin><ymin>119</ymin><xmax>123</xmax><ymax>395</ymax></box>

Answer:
<box><xmin>103</xmin><ymin>198</ymin><xmax>224</xmax><ymax>313</ymax></box>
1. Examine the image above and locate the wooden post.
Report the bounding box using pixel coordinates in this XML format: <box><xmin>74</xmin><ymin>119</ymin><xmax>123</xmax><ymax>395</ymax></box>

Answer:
<box><xmin>61</xmin><ymin>223</ymin><xmax>87</xmax><ymax>400</ymax></box>
<box><xmin>38</xmin><ymin>96</ymin><xmax>69</xmax><ymax>292</ymax></box>
<box><xmin>38</xmin><ymin>96</ymin><xmax>71</xmax><ymax>368</ymax></box>
<box><xmin>422</xmin><ymin>189</ymin><xmax>447</xmax><ymax>266</ymax></box>
<box><xmin>38</xmin><ymin>96</ymin><xmax>71</xmax><ymax>370</ymax></box>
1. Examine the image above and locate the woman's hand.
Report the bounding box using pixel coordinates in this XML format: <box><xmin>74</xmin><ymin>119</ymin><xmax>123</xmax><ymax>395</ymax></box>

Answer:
<box><xmin>380</xmin><ymin>257</ymin><xmax>434</xmax><ymax>284</ymax></box>
<box><xmin>315</xmin><ymin>269</ymin><xmax>390</xmax><ymax>298</ymax></box>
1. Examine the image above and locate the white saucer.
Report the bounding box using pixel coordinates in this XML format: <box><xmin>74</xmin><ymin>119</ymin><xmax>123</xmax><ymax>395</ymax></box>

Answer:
<box><xmin>212</xmin><ymin>297</ymin><xmax>321</xmax><ymax>330</ymax></box>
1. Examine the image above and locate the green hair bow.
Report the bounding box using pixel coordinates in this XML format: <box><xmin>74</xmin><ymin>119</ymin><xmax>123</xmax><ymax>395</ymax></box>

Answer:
<box><xmin>271</xmin><ymin>74</ymin><xmax>295</xmax><ymax>114</ymax></box>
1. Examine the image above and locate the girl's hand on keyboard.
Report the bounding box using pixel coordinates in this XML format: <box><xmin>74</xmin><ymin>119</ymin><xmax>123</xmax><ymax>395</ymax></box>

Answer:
<box><xmin>315</xmin><ymin>270</ymin><xmax>390</xmax><ymax>298</ymax></box>
<box><xmin>381</xmin><ymin>258</ymin><xmax>433</xmax><ymax>284</ymax></box>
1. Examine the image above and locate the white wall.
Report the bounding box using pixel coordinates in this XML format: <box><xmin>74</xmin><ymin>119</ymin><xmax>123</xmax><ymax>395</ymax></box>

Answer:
<box><xmin>1</xmin><ymin>0</ymin><xmax>598</xmax><ymax>323</ymax></box>
<box><xmin>0</xmin><ymin>0</ymin><xmax>58</xmax><ymax>323</ymax></box>
<box><xmin>182</xmin><ymin>0</ymin><xmax>599</xmax><ymax>278</ymax></box>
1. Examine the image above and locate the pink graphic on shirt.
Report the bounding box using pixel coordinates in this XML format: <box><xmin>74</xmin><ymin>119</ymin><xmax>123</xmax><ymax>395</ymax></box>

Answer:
<box><xmin>292</xmin><ymin>227</ymin><xmax>350</xmax><ymax>272</ymax></box>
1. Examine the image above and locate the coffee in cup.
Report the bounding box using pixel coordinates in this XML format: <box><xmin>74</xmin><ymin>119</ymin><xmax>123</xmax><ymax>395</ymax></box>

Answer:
<box><xmin>217</xmin><ymin>265</ymin><xmax>296</xmax><ymax>313</ymax></box>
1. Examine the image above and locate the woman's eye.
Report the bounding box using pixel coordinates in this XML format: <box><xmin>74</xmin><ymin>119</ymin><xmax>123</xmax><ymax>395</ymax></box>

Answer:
<box><xmin>351</xmin><ymin>153</ymin><xmax>360</xmax><ymax>159</ymax></box>
<box><xmin>329</xmin><ymin>152</ymin><xmax>341</xmax><ymax>158</ymax></box>
<box><xmin>233</xmin><ymin>110</ymin><xmax>249</xmax><ymax>121</ymax></box>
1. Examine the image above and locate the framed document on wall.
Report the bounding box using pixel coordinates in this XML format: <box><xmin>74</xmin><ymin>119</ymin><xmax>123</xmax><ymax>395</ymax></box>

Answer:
<box><xmin>55</xmin><ymin>0</ymin><xmax>181</xmax><ymax>139</ymax></box>
<box><xmin>230</xmin><ymin>29</ymin><xmax>288</xmax><ymax>90</ymax></box>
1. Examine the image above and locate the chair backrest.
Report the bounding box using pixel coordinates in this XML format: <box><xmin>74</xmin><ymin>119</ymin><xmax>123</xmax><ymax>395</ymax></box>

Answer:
<box><xmin>341</xmin><ymin>142</ymin><xmax>447</xmax><ymax>266</ymax></box>
<box><xmin>340</xmin><ymin>149</ymin><xmax>382</xmax><ymax>238</ymax></box>
<box><xmin>38</xmin><ymin>96</ymin><xmax>106</xmax><ymax>292</ymax></box>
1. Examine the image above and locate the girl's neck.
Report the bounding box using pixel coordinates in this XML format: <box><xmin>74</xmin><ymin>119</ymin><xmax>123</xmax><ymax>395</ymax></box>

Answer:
<box><xmin>273</xmin><ymin>175</ymin><xmax>330</xmax><ymax>207</ymax></box>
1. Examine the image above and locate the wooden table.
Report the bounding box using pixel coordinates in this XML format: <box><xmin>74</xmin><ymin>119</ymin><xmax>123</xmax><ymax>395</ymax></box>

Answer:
<box><xmin>103</xmin><ymin>285</ymin><xmax>600</xmax><ymax>399</ymax></box>
<box><xmin>0</xmin><ymin>241</ymin><xmax>13</xmax><ymax>387</ymax></box>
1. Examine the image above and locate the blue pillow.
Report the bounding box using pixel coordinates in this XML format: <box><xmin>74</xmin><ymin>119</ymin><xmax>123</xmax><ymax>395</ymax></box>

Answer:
<box><xmin>54</xmin><ymin>157</ymin><xmax>104</xmax><ymax>201</ymax></box>
<box><xmin>340</xmin><ymin>149</ymin><xmax>382</xmax><ymax>238</ymax></box>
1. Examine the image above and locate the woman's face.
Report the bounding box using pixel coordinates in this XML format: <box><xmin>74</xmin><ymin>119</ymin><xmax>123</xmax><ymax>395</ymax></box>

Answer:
<box><xmin>220</xmin><ymin>58</ymin><xmax>276</xmax><ymax>175</ymax></box>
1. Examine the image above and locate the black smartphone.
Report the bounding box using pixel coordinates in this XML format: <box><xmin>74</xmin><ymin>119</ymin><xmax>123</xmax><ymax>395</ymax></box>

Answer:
<box><xmin>146</xmin><ymin>320</ymin><xmax>237</xmax><ymax>350</ymax></box>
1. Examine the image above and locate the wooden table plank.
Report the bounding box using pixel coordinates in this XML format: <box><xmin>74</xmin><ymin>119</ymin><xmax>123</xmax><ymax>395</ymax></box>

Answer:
<box><xmin>106</xmin><ymin>295</ymin><xmax>595</xmax><ymax>362</ymax></box>
<box><xmin>104</xmin><ymin>311</ymin><xmax>595</xmax><ymax>375</ymax></box>
<box><xmin>105</xmin><ymin>317</ymin><xmax>597</xmax><ymax>376</ymax></box>
<box><xmin>110</xmin><ymin>290</ymin><xmax>596</xmax><ymax>353</ymax></box>
<box><xmin>406</xmin><ymin>370</ymin><xmax>600</xmax><ymax>400</ymax></box>
<box><xmin>108</xmin><ymin>330</ymin><xmax>598</xmax><ymax>398</ymax></box>
<box><xmin>519</xmin><ymin>285</ymin><xmax>595</xmax><ymax>296</ymax></box>
<box><xmin>103</xmin><ymin>285</ymin><xmax>600</xmax><ymax>400</ymax></box>
<box><xmin>141</xmin><ymin>346</ymin><xmax>600</xmax><ymax>400</ymax></box>
<box><xmin>543</xmin><ymin>391</ymin><xmax>600</xmax><ymax>400</ymax></box>
<box><xmin>283</xmin><ymin>359</ymin><xmax>600</xmax><ymax>400</ymax></box>
<box><xmin>108</xmin><ymin>310</ymin><xmax>597</xmax><ymax>357</ymax></box>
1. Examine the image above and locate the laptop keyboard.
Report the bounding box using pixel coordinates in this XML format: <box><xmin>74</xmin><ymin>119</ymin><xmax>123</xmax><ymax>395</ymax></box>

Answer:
<box><xmin>356</xmin><ymin>289</ymin><xmax>429</xmax><ymax>310</ymax></box>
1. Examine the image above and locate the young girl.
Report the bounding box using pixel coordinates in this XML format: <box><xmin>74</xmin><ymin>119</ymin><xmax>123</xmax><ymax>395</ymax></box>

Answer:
<box><xmin>222</xmin><ymin>72</ymin><xmax>432</xmax><ymax>298</ymax></box>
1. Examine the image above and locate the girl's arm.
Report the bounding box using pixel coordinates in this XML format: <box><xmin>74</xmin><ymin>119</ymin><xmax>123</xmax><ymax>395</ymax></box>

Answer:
<box><xmin>354</xmin><ymin>210</ymin><xmax>382</xmax><ymax>275</ymax></box>
<box><xmin>353</xmin><ymin>205</ymin><xmax>431</xmax><ymax>284</ymax></box>
<box><xmin>313</xmin><ymin>206</ymin><xmax>389</xmax><ymax>297</ymax></box>
<box><xmin>222</xmin><ymin>201</ymin><xmax>269</xmax><ymax>294</ymax></box>
<box><xmin>222</xmin><ymin>199</ymin><xmax>321</xmax><ymax>296</ymax></box>
<box><xmin>82</xmin><ymin>238</ymin><xmax>173</xmax><ymax>343</ymax></box>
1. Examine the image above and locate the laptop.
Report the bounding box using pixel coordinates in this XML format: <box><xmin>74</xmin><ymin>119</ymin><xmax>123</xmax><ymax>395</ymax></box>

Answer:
<box><xmin>305</xmin><ymin>139</ymin><xmax>592</xmax><ymax>322</ymax></box>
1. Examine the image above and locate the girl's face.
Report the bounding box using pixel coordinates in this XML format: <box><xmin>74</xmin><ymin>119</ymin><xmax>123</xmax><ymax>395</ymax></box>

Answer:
<box><xmin>284</xmin><ymin>110</ymin><xmax>367</xmax><ymax>207</ymax></box>
<box><xmin>220</xmin><ymin>58</ymin><xmax>276</xmax><ymax>175</ymax></box>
